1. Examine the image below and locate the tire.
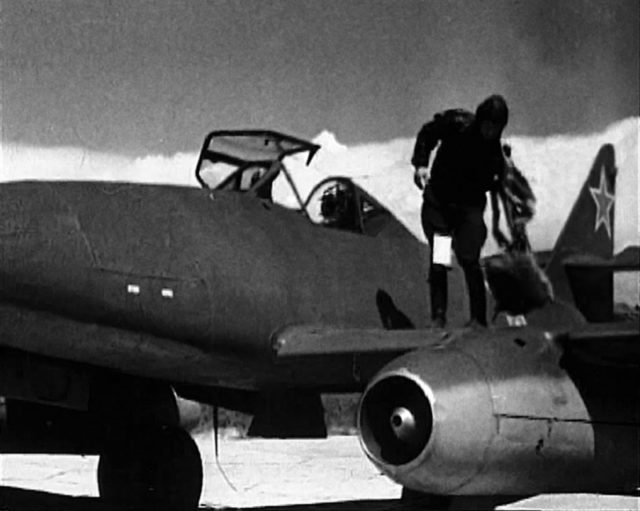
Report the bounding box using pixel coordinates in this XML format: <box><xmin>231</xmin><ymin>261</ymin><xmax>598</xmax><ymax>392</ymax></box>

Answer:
<box><xmin>98</xmin><ymin>426</ymin><xmax>202</xmax><ymax>511</ymax></box>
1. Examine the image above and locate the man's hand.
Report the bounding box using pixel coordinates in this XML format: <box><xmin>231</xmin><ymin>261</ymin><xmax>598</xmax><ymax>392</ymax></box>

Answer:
<box><xmin>492</xmin><ymin>227</ymin><xmax>510</xmax><ymax>249</ymax></box>
<box><xmin>414</xmin><ymin>166</ymin><xmax>429</xmax><ymax>190</ymax></box>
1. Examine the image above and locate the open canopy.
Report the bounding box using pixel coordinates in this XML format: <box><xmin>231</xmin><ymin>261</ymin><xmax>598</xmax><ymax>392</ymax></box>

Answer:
<box><xmin>193</xmin><ymin>129</ymin><xmax>412</xmax><ymax>239</ymax></box>
<box><xmin>195</xmin><ymin>130</ymin><xmax>320</xmax><ymax>207</ymax></box>
<box><xmin>195</xmin><ymin>130</ymin><xmax>319</xmax><ymax>188</ymax></box>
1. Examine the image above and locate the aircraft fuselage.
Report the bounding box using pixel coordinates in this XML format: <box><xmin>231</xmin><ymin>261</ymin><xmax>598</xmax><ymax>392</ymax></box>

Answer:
<box><xmin>0</xmin><ymin>180</ymin><xmax>450</xmax><ymax>389</ymax></box>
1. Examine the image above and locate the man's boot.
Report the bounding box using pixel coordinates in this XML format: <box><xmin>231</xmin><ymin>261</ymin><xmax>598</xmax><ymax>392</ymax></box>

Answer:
<box><xmin>429</xmin><ymin>264</ymin><xmax>448</xmax><ymax>328</ymax></box>
<box><xmin>462</xmin><ymin>260</ymin><xmax>487</xmax><ymax>327</ymax></box>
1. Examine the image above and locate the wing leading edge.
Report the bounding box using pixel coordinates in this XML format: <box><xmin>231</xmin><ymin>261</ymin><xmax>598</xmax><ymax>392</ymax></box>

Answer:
<box><xmin>273</xmin><ymin>323</ymin><xmax>640</xmax><ymax>369</ymax></box>
<box><xmin>272</xmin><ymin>325</ymin><xmax>449</xmax><ymax>358</ymax></box>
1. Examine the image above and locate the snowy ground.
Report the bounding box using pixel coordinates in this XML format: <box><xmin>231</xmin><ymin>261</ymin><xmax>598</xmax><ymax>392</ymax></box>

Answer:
<box><xmin>1</xmin><ymin>435</ymin><xmax>638</xmax><ymax>510</ymax></box>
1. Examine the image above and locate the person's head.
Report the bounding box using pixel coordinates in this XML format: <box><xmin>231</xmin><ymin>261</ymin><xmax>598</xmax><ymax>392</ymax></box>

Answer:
<box><xmin>475</xmin><ymin>95</ymin><xmax>508</xmax><ymax>141</ymax></box>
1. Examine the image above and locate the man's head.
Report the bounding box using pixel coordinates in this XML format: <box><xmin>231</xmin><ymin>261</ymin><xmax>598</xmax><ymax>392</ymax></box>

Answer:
<box><xmin>476</xmin><ymin>95</ymin><xmax>508</xmax><ymax>141</ymax></box>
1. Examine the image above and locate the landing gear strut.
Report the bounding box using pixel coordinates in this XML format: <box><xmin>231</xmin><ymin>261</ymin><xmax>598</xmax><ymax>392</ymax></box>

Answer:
<box><xmin>97</xmin><ymin>426</ymin><xmax>203</xmax><ymax>511</ymax></box>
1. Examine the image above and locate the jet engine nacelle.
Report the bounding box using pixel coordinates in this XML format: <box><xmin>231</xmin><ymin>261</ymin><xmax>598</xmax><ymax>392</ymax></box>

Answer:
<box><xmin>357</xmin><ymin>329</ymin><xmax>626</xmax><ymax>495</ymax></box>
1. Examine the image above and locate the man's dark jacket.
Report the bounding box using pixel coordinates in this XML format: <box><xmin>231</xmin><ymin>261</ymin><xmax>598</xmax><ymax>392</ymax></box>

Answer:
<box><xmin>411</xmin><ymin>109</ymin><xmax>505</xmax><ymax>208</ymax></box>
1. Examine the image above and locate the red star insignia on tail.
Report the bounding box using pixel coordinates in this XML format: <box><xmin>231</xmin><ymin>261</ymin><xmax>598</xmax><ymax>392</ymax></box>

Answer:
<box><xmin>589</xmin><ymin>169</ymin><xmax>615</xmax><ymax>239</ymax></box>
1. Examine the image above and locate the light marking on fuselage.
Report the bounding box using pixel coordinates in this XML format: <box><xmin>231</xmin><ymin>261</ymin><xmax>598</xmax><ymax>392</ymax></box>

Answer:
<box><xmin>506</xmin><ymin>314</ymin><xmax>527</xmax><ymax>327</ymax></box>
<box><xmin>161</xmin><ymin>288</ymin><xmax>174</xmax><ymax>299</ymax></box>
<box><xmin>127</xmin><ymin>284</ymin><xmax>140</xmax><ymax>295</ymax></box>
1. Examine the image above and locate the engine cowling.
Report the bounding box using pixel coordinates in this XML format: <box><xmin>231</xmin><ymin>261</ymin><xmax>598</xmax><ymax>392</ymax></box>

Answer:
<box><xmin>357</xmin><ymin>329</ymin><xmax>633</xmax><ymax>495</ymax></box>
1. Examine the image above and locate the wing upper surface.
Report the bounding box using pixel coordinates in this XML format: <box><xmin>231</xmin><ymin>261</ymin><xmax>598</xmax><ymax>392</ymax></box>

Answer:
<box><xmin>274</xmin><ymin>323</ymin><xmax>640</xmax><ymax>369</ymax></box>
<box><xmin>272</xmin><ymin>325</ymin><xmax>447</xmax><ymax>357</ymax></box>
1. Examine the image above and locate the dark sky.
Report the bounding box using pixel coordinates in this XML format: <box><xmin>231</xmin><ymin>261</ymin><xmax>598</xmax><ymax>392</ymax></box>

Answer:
<box><xmin>2</xmin><ymin>0</ymin><xmax>638</xmax><ymax>156</ymax></box>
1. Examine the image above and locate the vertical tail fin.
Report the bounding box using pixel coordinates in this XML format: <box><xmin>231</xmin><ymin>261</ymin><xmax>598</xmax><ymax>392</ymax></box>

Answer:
<box><xmin>545</xmin><ymin>144</ymin><xmax>617</xmax><ymax>320</ymax></box>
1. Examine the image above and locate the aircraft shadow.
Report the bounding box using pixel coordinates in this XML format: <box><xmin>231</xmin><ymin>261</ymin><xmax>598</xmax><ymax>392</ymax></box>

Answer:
<box><xmin>0</xmin><ymin>486</ymin><xmax>112</xmax><ymax>510</ymax></box>
<box><xmin>0</xmin><ymin>487</ymin><xmax>399</xmax><ymax>511</ymax></box>
<box><xmin>0</xmin><ymin>485</ymin><xmax>524</xmax><ymax>511</ymax></box>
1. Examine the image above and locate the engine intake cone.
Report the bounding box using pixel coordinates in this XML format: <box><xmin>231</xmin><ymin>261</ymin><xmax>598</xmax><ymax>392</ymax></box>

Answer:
<box><xmin>359</xmin><ymin>375</ymin><xmax>432</xmax><ymax>466</ymax></box>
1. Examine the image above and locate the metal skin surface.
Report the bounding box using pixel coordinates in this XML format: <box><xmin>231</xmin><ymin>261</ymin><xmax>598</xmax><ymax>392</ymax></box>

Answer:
<box><xmin>358</xmin><ymin>328</ymin><xmax>639</xmax><ymax>496</ymax></box>
<box><xmin>0</xmin><ymin>179</ymin><xmax>450</xmax><ymax>391</ymax></box>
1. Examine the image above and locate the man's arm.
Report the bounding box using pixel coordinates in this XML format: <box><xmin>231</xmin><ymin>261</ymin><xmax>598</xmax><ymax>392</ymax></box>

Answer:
<box><xmin>411</xmin><ymin>112</ymin><xmax>451</xmax><ymax>189</ymax></box>
<box><xmin>411</xmin><ymin>118</ymin><xmax>442</xmax><ymax>169</ymax></box>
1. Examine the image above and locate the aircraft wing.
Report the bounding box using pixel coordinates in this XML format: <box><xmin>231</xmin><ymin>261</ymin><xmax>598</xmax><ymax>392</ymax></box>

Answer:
<box><xmin>272</xmin><ymin>325</ymin><xmax>449</xmax><ymax>358</ymax></box>
<box><xmin>273</xmin><ymin>323</ymin><xmax>640</xmax><ymax>369</ymax></box>
<box><xmin>563</xmin><ymin>245</ymin><xmax>640</xmax><ymax>271</ymax></box>
<box><xmin>531</xmin><ymin>246</ymin><xmax>638</xmax><ymax>271</ymax></box>
<box><xmin>557</xmin><ymin>322</ymin><xmax>640</xmax><ymax>367</ymax></box>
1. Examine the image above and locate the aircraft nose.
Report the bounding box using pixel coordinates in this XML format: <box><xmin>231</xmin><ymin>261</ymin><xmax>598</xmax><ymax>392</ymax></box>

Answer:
<box><xmin>0</xmin><ymin>181</ymin><xmax>94</xmax><ymax>302</ymax></box>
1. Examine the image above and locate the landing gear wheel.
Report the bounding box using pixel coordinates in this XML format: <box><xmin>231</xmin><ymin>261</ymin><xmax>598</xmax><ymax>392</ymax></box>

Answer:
<box><xmin>98</xmin><ymin>426</ymin><xmax>203</xmax><ymax>511</ymax></box>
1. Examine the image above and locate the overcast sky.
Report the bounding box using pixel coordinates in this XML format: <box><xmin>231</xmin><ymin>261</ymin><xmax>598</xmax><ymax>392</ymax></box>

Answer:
<box><xmin>2</xmin><ymin>0</ymin><xmax>638</xmax><ymax>156</ymax></box>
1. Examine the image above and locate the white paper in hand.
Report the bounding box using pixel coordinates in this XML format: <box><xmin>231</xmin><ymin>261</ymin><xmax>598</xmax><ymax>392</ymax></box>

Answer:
<box><xmin>432</xmin><ymin>234</ymin><xmax>452</xmax><ymax>266</ymax></box>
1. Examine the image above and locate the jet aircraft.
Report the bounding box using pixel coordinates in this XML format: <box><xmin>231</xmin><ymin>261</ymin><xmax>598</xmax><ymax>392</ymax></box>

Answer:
<box><xmin>0</xmin><ymin>131</ymin><xmax>637</xmax><ymax>510</ymax></box>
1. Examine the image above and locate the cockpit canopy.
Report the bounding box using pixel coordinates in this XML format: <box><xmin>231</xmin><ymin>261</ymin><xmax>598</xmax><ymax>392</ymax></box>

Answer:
<box><xmin>195</xmin><ymin>130</ymin><xmax>319</xmax><ymax>204</ymax></box>
<box><xmin>195</xmin><ymin>130</ymin><xmax>413</xmax><ymax>239</ymax></box>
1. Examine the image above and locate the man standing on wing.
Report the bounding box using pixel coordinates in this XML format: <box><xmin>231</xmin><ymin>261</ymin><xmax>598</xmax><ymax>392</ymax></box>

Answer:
<box><xmin>412</xmin><ymin>94</ymin><xmax>509</xmax><ymax>328</ymax></box>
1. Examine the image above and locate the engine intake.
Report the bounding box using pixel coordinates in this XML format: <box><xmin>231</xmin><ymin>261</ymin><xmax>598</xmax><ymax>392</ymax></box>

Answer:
<box><xmin>359</xmin><ymin>374</ymin><xmax>432</xmax><ymax>465</ymax></box>
<box><xmin>358</xmin><ymin>345</ymin><xmax>496</xmax><ymax>493</ymax></box>
<box><xmin>356</xmin><ymin>331</ymin><xmax>634</xmax><ymax>495</ymax></box>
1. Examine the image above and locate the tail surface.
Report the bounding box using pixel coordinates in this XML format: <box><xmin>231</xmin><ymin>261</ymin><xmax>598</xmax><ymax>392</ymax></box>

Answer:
<box><xmin>545</xmin><ymin>144</ymin><xmax>617</xmax><ymax>320</ymax></box>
